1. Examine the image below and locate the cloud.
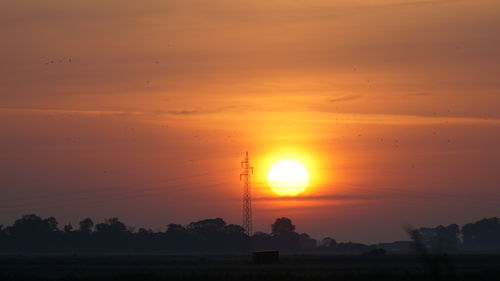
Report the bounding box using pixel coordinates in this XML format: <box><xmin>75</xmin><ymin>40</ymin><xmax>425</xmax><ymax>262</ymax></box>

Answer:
<box><xmin>254</xmin><ymin>187</ymin><xmax>500</xmax><ymax>204</ymax></box>
<box><xmin>329</xmin><ymin>95</ymin><xmax>361</xmax><ymax>103</ymax></box>
<box><xmin>0</xmin><ymin>107</ymin><xmax>140</xmax><ymax>117</ymax></box>
<box><xmin>0</xmin><ymin>106</ymin><xmax>238</xmax><ymax>118</ymax></box>
<box><xmin>160</xmin><ymin>106</ymin><xmax>240</xmax><ymax>116</ymax></box>
<box><xmin>253</xmin><ymin>193</ymin><xmax>398</xmax><ymax>202</ymax></box>
<box><xmin>167</xmin><ymin>110</ymin><xmax>201</xmax><ymax>115</ymax></box>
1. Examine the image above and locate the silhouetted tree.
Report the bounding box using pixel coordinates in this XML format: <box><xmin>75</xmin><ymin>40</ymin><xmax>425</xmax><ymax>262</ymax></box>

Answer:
<box><xmin>79</xmin><ymin>218</ymin><xmax>94</xmax><ymax>233</ymax></box>
<box><xmin>252</xmin><ymin>231</ymin><xmax>274</xmax><ymax>251</ymax></box>
<box><xmin>271</xmin><ymin>217</ymin><xmax>300</xmax><ymax>252</ymax></box>
<box><xmin>407</xmin><ymin>226</ymin><xmax>456</xmax><ymax>279</ymax></box>
<box><xmin>316</xmin><ymin>237</ymin><xmax>338</xmax><ymax>253</ymax></box>
<box><xmin>221</xmin><ymin>224</ymin><xmax>248</xmax><ymax>252</ymax></box>
<box><xmin>166</xmin><ymin>223</ymin><xmax>188</xmax><ymax>252</ymax></box>
<box><xmin>0</xmin><ymin>225</ymin><xmax>6</xmax><ymax>252</ymax></box>
<box><xmin>224</xmin><ymin>224</ymin><xmax>245</xmax><ymax>234</ymax></box>
<box><xmin>45</xmin><ymin>217</ymin><xmax>59</xmax><ymax>231</ymax></box>
<box><xmin>63</xmin><ymin>224</ymin><xmax>73</xmax><ymax>233</ymax></box>
<box><xmin>95</xmin><ymin>218</ymin><xmax>127</xmax><ymax>234</ymax></box>
<box><xmin>299</xmin><ymin>233</ymin><xmax>317</xmax><ymax>251</ymax></box>
<box><xmin>187</xmin><ymin>218</ymin><xmax>227</xmax><ymax>251</ymax></box>
<box><xmin>462</xmin><ymin>217</ymin><xmax>500</xmax><ymax>250</ymax></box>
<box><xmin>336</xmin><ymin>242</ymin><xmax>371</xmax><ymax>254</ymax></box>
<box><xmin>184</xmin><ymin>218</ymin><xmax>248</xmax><ymax>252</ymax></box>
<box><xmin>166</xmin><ymin>223</ymin><xmax>186</xmax><ymax>236</ymax></box>
<box><xmin>319</xmin><ymin>237</ymin><xmax>337</xmax><ymax>249</ymax></box>
<box><xmin>271</xmin><ymin>217</ymin><xmax>295</xmax><ymax>236</ymax></box>
<box><xmin>418</xmin><ymin>224</ymin><xmax>460</xmax><ymax>252</ymax></box>
<box><xmin>3</xmin><ymin>214</ymin><xmax>500</xmax><ymax>254</ymax></box>
<box><xmin>137</xmin><ymin>228</ymin><xmax>152</xmax><ymax>235</ymax></box>
<box><xmin>7</xmin><ymin>214</ymin><xmax>59</xmax><ymax>237</ymax></box>
<box><xmin>93</xmin><ymin>218</ymin><xmax>131</xmax><ymax>252</ymax></box>
<box><xmin>3</xmin><ymin>214</ymin><xmax>61</xmax><ymax>252</ymax></box>
<box><xmin>187</xmin><ymin>218</ymin><xmax>226</xmax><ymax>232</ymax></box>
<box><xmin>135</xmin><ymin>227</ymin><xmax>156</xmax><ymax>252</ymax></box>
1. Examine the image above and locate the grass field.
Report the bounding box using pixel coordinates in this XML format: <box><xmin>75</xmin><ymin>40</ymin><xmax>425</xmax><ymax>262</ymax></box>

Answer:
<box><xmin>1</xmin><ymin>254</ymin><xmax>500</xmax><ymax>280</ymax></box>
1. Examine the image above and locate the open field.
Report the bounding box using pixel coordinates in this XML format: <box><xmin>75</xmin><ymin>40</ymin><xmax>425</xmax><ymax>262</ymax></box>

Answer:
<box><xmin>2</xmin><ymin>254</ymin><xmax>500</xmax><ymax>280</ymax></box>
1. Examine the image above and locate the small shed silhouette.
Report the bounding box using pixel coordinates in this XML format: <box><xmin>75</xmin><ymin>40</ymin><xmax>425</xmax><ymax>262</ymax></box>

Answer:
<box><xmin>252</xmin><ymin>251</ymin><xmax>279</xmax><ymax>264</ymax></box>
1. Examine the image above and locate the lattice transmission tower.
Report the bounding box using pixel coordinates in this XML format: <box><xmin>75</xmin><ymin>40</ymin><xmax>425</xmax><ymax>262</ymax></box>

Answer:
<box><xmin>240</xmin><ymin>152</ymin><xmax>253</xmax><ymax>236</ymax></box>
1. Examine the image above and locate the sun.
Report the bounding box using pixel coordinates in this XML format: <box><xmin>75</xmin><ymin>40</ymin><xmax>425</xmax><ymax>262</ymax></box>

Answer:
<box><xmin>267</xmin><ymin>160</ymin><xmax>309</xmax><ymax>196</ymax></box>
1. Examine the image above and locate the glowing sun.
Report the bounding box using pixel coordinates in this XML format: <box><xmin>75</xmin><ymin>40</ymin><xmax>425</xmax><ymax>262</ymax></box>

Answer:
<box><xmin>267</xmin><ymin>160</ymin><xmax>309</xmax><ymax>196</ymax></box>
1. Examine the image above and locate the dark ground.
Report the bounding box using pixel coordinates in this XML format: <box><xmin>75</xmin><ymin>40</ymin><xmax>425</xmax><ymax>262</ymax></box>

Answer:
<box><xmin>2</xmin><ymin>254</ymin><xmax>500</xmax><ymax>281</ymax></box>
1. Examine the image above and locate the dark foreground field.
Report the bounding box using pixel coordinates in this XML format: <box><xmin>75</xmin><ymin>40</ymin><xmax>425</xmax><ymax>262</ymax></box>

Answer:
<box><xmin>2</xmin><ymin>254</ymin><xmax>500</xmax><ymax>281</ymax></box>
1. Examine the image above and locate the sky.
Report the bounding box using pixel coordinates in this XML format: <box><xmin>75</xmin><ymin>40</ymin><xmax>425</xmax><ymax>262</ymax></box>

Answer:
<box><xmin>1</xmin><ymin>0</ymin><xmax>499</xmax><ymax>243</ymax></box>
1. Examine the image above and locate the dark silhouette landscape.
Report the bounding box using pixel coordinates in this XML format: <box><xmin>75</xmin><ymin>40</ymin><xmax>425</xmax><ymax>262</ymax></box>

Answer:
<box><xmin>3</xmin><ymin>215</ymin><xmax>500</xmax><ymax>280</ymax></box>
<box><xmin>2</xmin><ymin>214</ymin><xmax>500</xmax><ymax>254</ymax></box>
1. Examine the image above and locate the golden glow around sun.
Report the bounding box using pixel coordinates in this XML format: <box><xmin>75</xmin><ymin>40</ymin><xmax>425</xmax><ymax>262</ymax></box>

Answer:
<box><xmin>267</xmin><ymin>160</ymin><xmax>309</xmax><ymax>196</ymax></box>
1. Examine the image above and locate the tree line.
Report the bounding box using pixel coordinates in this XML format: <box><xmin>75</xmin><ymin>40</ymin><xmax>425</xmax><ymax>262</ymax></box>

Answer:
<box><xmin>415</xmin><ymin>217</ymin><xmax>500</xmax><ymax>252</ymax></box>
<box><xmin>0</xmin><ymin>214</ymin><xmax>500</xmax><ymax>253</ymax></box>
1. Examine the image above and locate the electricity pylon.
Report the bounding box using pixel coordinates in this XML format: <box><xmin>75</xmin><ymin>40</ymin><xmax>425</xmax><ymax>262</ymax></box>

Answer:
<box><xmin>240</xmin><ymin>152</ymin><xmax>253</xmax><ymax>237</ymax></box>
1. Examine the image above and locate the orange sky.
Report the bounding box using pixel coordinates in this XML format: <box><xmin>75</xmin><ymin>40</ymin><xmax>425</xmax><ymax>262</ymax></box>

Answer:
<box><xmin>1</xmin><ymin>0</ymin><xmax>499</xmax><ymax>243</ymax></box>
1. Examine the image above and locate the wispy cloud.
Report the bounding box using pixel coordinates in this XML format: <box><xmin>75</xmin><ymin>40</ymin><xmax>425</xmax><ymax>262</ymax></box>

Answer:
<box><xmin>167</xmin><ymin>109</ymin><xmax>201</xmax><ymax>115</ymax></box>
<box><xmin>0</xmin><ymin>107</ymin><xmax>140</xmax><ymax>116</ymax></box>
<box><xmin>329</xmin><ymin>95</ymin><xmax>361</xmax><ymax>103</ymax></box>
<box><xmin>160</xmin><ymin>106</ymin><xmax>240</xmax><ymax>116</ymax></box>
<box><xmin>253</xmin><ymin>193</ymin><xmax>397</xmax><ymax>202</ymax></box>
<box><xmin>0</xmin><ymin>106</ymin><xmax>240</xmax><ymax>117</ymax></box>
<box><xmin>300</xmin><ymin>112</ymin><xmax>500</xmax><ymax>126</ymax></box>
